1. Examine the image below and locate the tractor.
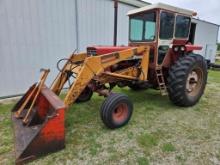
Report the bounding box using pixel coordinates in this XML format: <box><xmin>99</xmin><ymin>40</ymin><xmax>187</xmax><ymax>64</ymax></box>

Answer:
<box><xmin>11</xmin><ymin>3</ymin><xmax>207</xmax><ymax>164</ymax></box>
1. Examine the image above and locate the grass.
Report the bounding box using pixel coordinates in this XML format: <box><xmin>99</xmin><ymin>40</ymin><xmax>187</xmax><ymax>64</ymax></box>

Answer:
<box><xmin>215</xmin><ymin>52</ymin><xmax>220</xmax><ymax>64</ymax></box>
<box><xmin>137</xmin><ymin>133</ymin><xmax>158</xmax><ymax>155</ymax></box>
<box><xmin>162</xmin><ymin>143</ymin><xmax>176</xmax><ymax>152</ymax></box>
<box><xmin>137</xmin><ymin>157</ymin><xmax>149</xmax><ymax>165</ymax></box>
<box><xmin>0</xmin><ymin>70</ymin><xmax>220</xmax><ymax>164</ymax></box>
<box><xmin>215</xmin><ymin>59</ymin><xmax>220</xmax><ymax>65</ymax></box>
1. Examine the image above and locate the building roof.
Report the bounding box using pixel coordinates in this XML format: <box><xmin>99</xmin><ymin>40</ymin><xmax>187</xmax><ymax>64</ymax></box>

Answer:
<box><xmin>192</xmin><ymin>18</ymin><xmax>220</xmax><ymax>27</ymax></box>
<box><xmin>127</xmin><ymin>2</ymin><xmax>197</xmax><ymax>16</ymax></box>
<box><xmin>118</xmin><ymin>0</ymin><xmax>150</xmax><ymax>8</ymax></box>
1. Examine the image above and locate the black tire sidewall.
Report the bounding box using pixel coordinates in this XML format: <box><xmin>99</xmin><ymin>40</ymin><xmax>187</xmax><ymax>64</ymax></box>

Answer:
<box><xmin>100</xmin><ymin>93</ymin><xmax>133</xmax><ymax>129</ymax></box>
<box><xmin>183</xmin><ymin>59</ymin><xmax>207</xmax><ymax>104</ymax></box>
<box><xmin>168</xmin><ymin>54</ymin><xmax>207</xmax><ymax>107</ymax></box>
<box><xmin>108</xmin><ymin>97</ymin><xmax>133</xmax><ymax>127</ymax></box>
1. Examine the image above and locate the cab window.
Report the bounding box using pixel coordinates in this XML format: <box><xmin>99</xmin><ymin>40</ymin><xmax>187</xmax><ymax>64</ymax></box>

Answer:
<box><xmin>130</xmin><ymin>19</ymin><xmax>143</xmax><ymax>41</ymax></box>
<box><xmin>175</xmin><ymin>15</ymin><xmax>191</xmax><ymax>38</ymax></box>
<box><xmin>129</xmin><ymin>12</ymin><xmax>156</xmax><ymax>42</ymax></box>
<box><xmin>159</xmin><ymin>12</ymin><xmax>175</xmax><ymax>39</ymax></box>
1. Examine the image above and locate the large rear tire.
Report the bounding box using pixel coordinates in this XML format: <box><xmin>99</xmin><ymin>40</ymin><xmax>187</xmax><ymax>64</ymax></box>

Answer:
<box><xmin>100</xmin><ymin>93</ymin><xmax>133</xmax><ymax>129</ymax></box>
<box><xmin>167</xmin><ymin>54</ymin><xmax>207</xmax><ymax>107</ymax></box>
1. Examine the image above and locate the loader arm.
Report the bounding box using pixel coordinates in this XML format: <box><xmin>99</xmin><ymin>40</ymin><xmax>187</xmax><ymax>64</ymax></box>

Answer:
<box><xmin>62</xmin><ymin>46</ymin><xmax>149</xmax><ymax>107</ymax></box>
<box><xmin>51</xmin><ymin>52</ymin><xmax>87</xmax><ymax>95</ymax></box>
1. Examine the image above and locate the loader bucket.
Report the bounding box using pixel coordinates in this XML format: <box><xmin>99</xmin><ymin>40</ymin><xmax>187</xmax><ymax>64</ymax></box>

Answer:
<box><xmin>11</xmin><ymin>84</ymin><xmax>66</xmax><ymax>164</ymax></box>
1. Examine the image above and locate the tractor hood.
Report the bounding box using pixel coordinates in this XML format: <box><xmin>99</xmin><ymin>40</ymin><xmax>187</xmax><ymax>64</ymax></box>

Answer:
<box><xmin>87</xmin><ymin>46</ymin><xmax>134</xmax><ymax>56</ymax></box>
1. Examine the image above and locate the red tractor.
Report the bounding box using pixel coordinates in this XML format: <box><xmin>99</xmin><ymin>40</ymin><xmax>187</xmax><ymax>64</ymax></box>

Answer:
<box><xmin>85</xmin><ymin>2</ymin><xmax>207</xmax><ymax>107</ymax></box>
<box><xmin>11</xmin><ymin>3</ymin><xmax>207</xmax><ymax>164</ymax></box>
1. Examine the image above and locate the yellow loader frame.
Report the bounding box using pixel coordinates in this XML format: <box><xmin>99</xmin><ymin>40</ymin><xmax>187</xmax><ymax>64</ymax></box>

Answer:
<box><xmin>51</xmin><ymin>46</ymin><xmax>150</xmax><ymax>107</ymax></box>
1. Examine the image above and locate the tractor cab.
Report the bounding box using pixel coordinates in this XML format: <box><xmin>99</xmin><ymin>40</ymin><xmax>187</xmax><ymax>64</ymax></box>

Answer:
<box><xmin>127</xmin><ymin>3</ymin><xmax>198</xmax><ymax>67</ymax></box>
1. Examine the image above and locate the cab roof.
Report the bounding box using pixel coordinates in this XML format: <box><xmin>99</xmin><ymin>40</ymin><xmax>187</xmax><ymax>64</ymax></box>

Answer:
<box><xmin>127</xmin><ymin>2</ymin><xmax>197</xmax><ymax>16</ymax></box>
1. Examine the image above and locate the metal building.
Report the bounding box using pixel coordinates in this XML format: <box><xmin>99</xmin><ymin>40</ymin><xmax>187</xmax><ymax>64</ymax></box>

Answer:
<box><xmin>0</xmin><ymin>0</ymin><xmax>219</xmax><ymax>98</ymax></box>
<box><xmin>190</xmin><ymin>19</ymin><xmax>219</xmax><ymax>63</ymax></box>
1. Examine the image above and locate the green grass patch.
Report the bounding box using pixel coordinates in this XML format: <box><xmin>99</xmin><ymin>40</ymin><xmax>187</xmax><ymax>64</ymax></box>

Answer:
<box><xmin>137</xmin><ymin>133</ymin><xmax>158</xmax><ymax>155</ymax></box>
<box><xmin>137</xmin><ymin>157</ymin><xmax>149</xmax><ymax>165</ymax></box>
<box><xmin>215</xmin><ymin>59</ymin><xmax>220</xmax><ymax>65</ymax></box>
<box><xmin>208</xmin><ymin>70</ymin><xmax>220</xmax><ymax>83</ymax></box>
<box><xmin>161</xmin><ymin>143</ymin><xmax>176</xmax><ymax>152</ymax></box>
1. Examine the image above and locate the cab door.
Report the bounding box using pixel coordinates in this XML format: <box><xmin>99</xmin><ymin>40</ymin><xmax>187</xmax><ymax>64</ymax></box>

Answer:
<box><xmin>157</xmin><ymin>11</ymin><xmax>175</xmax><ymax>65</ymax></box>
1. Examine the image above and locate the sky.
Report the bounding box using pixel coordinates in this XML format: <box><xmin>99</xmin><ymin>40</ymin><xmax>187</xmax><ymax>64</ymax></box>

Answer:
<box><xmin>143</xmin><ymin>0</ymin><xmax>220</xmax><ymax>42</ymax></box>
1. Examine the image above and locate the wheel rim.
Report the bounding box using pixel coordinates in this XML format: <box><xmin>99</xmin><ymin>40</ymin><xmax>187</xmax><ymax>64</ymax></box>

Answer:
<box><xmin>112</xmin><ymin>103</ymin><xmax>129</xmax><ymax>124</ymax></box>
<box><xmin>186</xmin><ymin>67</ymin><xmax>203</xmax><ymax>97</ymax></box>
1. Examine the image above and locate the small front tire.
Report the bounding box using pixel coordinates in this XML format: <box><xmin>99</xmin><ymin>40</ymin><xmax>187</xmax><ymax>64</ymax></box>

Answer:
<box><xmin>100</xmin><ymin>93</ymin><xmax>133</xmax><ymax>129</ymax></box>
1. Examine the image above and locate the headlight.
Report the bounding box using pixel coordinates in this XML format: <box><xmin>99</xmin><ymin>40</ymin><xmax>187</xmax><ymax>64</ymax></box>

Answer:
<box><xmin>173</xmin><ymin>46</ymin><xmax>179</xmax><ymax>52</ymax></box>
<box><xmin>180</xmin><ymin>46</ymin><xmax>186</xmax><ymax>52</ymax></box>
<box><xmin>172</xmin><ymin>45</ymin><xmax>186</xmax><ymax>53</ymax></box>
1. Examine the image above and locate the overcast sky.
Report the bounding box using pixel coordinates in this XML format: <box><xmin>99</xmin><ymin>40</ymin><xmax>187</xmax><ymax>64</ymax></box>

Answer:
<box><xmin>143</xmin><ymin>0</ymin><xmax>220</xmax><ymax>42</ymax></box>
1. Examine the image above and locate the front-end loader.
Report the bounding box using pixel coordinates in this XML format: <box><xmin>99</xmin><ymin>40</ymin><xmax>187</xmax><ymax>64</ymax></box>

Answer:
<box><xmin>11</xmin><ymin>3</ymin><xmax>207</xmax><ymax>164</ymax></box>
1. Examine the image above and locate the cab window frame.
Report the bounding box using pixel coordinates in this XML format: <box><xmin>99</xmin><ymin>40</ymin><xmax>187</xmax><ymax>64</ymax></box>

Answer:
<box><xmin>129</xmin><ymin>11</ymin><xmax>157</xmax><ymax>42</ymax></box>
<box><xmin>175</xmin><ymin>14</ymin><xmax>191</xmax><ymax>39</ymax></box>
<box><xmin>159</xmin><ymin>11</ymin><xmax>175</xmax><ymax>40</ymax></box>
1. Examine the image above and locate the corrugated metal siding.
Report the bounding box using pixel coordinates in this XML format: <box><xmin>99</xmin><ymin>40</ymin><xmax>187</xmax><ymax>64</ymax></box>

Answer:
<box><xmin>117</xmin><ymin>3</ymin><xmax>136</xmax><ymax>45</ymax></box>
<box><xmin>77</xmin><ymin>0</ymin><xmax>136</xmax><ymax>51</ymax></box>
<box><xmin>192</xmin><ymin>18</ymin><xmax>219</xmax><ymax>61</ymax></box>
<box><xmin>0</xmin><ymin>0</ymin><xmax>137</xmax><ymax>97</ymax></box>
<box><xmin>77</xmin><ymin>0</ymin><xmax>114</xmax><ymax>51</ymax></box>
<box><xmin>0</xmin><ymin>0</ymin><xmax>77</xmax><ymax>97</ymax></box>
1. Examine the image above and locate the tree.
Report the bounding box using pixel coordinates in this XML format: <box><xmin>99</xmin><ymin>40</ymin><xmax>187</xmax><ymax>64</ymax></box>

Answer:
<box><xmin>218</xmin><ymin>43</ymin><xmax>220</xmax><ymax>51</ymax></box>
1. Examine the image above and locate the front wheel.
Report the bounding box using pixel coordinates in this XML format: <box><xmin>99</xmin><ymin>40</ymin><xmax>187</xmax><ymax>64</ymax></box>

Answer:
<box><xmin>100</xmin><ymin>93</ymin><xmax>133</xmax><ymax>129</ymax></box>
<box><xmin>167</xmin><ymin>54</ymin><xmax>207</xmax><ymax>107</ymax></box>
<box><xmin>75</xmin><ymin>86</ymin><xmax>93</xmax><ymax>103</ymax></box>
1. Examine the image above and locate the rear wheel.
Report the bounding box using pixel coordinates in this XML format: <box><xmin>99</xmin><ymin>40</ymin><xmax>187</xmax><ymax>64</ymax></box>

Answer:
<box><xmin>76</xmin><ymin>86</ymin><xmax>93</xmax><ymax>103</ymax></box>
<box><xmin>167</xmin><ymin>54</ymin><xmax>207</xmax><ymax>107</ymax></box>
<box><xmin>100</xmin><ymin>93</ymin><xmax>133</xmax><ymax>129</ymax></box>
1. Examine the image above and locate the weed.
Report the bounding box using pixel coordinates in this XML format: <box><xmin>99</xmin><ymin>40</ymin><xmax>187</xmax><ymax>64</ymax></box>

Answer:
<box><xmin>161</xmin><ymin>143</ymin><xmax>176</xmax><ymax>152</ymax></box>
<box><xmin>137</xmin><ymin>133</ymin><xmax>158</xmax><ymax>155</ymax></box>
<box><xmin>137</xmin><ymin>157</ymin><xmax>149</xmax><ymax>165</ymax></box>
